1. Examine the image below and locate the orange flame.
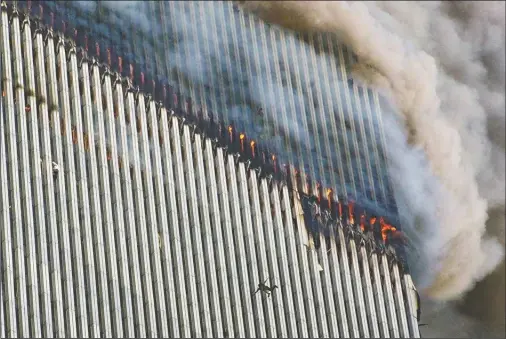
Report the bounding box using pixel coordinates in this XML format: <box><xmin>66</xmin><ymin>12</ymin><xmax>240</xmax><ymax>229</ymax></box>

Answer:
<box><xmin>348</xmin><ymin>201</ymin><xmax>355</xmax><ymax>224</ymax></box>
<box><xmin>228</xmin><ymin>125</ymin><xmax>233</xmax><ymax>143</ymax></box>
<box><xmin>338</xmin><ymin>201</ymin><xmax>343</xmax><ymax>219</ymax></box>
<box><xmin>250</xmin><ymin>140</ymin><xmax>256</xmax><ymax>158</ymax></box>
<box><xmin>239</xmin><ymin>133</ymin><xmax>245</xmax><ymax>152</ymax></box>
<box><xmin>381</xmin><ymin>224</ymin><xmax>397</xmax><ymax>243</ymax></box>
<box><xmin>360</xmin><ymin>214</ymin><xmax>366</xmax><ymax>232</ymax></box>
<box><xmin>370</xmin><ymin>216</ymin><xmax>377</xmax><ymax>225</ymax></box>
<box><xmin>326</xmin><ymin>188</ymin><xmax>332</xmax><ymax>209</ymax></box>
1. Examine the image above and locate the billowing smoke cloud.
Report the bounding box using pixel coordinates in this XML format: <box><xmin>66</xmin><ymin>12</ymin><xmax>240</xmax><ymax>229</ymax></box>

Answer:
<box><xmin>239</xmin><ymin>0</ymin><xmax>505</xmax><ymax>333</ymax></box>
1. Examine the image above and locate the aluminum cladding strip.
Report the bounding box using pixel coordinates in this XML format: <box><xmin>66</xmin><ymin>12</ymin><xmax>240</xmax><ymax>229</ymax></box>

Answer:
<box><xmin>34</xmin><ymin>28</ymin><xmax>62</xmax><ymax>338</ymax></box>
<box><xmin>0</xmin><ymin>9</ymin><xmax>18</xmax><ymax>337</ymax></box>
<box><xmin>193</xmin><ymin>133</ymin><xmax>225</xmax><ymax>337</ymax></box>
<box><xmin>268</xmin><ymin>183</ymin><xmax>299</xmax><ymax>338</ymax></box>
<box><xmin>90</xmin><ymin>66</ymin><xmax>124</xmax><ymax>338</ymax></box>
<box><xmin>113</xmin><ymin>79</ymin><xmax>147</xmax><ymax>337</ymax></box>
<box><xmin>348</xmin><ymin>240</ymin><xmax>370</xmax><ymax>337</ymax></box>
<box><xmin>392</xmin><ymin>264</ymin><xmax>410</xmax><ymax>338</ymax></box>
<box><xmin>359</xmin><ymin>246</ymin><xmax>381</xmax><ymax>338</ymax></box>
<box><xmin>125</xmin><ymin>90</ymin><xmax>166</xmax><ymax>336</ymax></box>
<box><xmin>213</xmin><ymin>146</ymin><xmax>248</xmax><ymax>337</ymax></box>
<box><xmin>257</xmin><ymin>179</ymin><xmax>290</xmax><ymax>337</ymax></box>
<box><xmin>327</xmin><ymin>227</ymin><xmax>350</xmax><ymax>337</ymax></box>
<box><xmin>147</xmin><ymin>103</ymin><xmax>180</xmax><ymax>338</ymax></box>
<box><xmin>55</xmin><ymin>34</ymin><xmax>89</xmax><ymax>338</ymax></box>
<box><xmin>225</xmin><ymin>153</ymin><xmax>257</xmax><ymax>337</ymax></box>
<box><xmin>279</xmin><ymin>187</ymin><xmax>310</xmax><ymax>337</ymax></box>
<box><xmin>46</xmin><ymin>32</ymin><xmax>78</xmax><ymax>338</ymax></box>
<box><xmin>101</xmin><ymin>74</ymin><xmax>135</xmax><ymax>337</ymax></box>
<box><xmin>203</xmin><ymin>139</ymin><xmax>237</xmax><ymax>337</ymax></box>
<box><xmin>4</xmin><ymin>13</ymin><xmax>32</xmax><ymax>338</ymax></box>
<box><xmin>291</xmin><ymin>198</ymin><xmax>320</xmax><ymax>337</ymax></box>
<box><xmin>135</xmin><ymin>93</ymin><xmax>169</xmax><ymax>337</ymax></box>
<box><xmin>23</xmin><ymin>22</ymin><xmax>51</xmax><ymax>338</ymax></box>
<box><xmin>316</xmin><ymin>233</ymin><xmax>341</xmax><ymax>338</ymax></box>
<box><xmin>169</xmin><ymin>117</ymin><xmax>202</xmax><ymax>337</ymax></box>
<box><xmin>236</xmin><ymin>163</ymin><xmax>268</xmax><ymax>337</ymax></box>
<box><xmin>68</xmin><ymin>49</ymin><xmax>101</xmax><ymax>337</ymax></box>
<box><xmin>403</xmin><ymin>274</ymin><xmax>421</xmax><ymax>338</ymax></box>
<box><xmin>380</xmin><ymin>254</ymin><xmax>400</xmax><ymax>337</ymax></box>
<box><xmin>78</xmin><ymin>59</ymin><xmax>112</xmax><ymax>338</ymax></box>
<box><xmin>159</xmin><ymin>110</ymin><xmax>191</xmax><ymax>338</ymax></box>
<box><xmin>337</xmin><ymin>227</ymin><xmax>360</xmax><ymax>338</ymax></box>
<box><xmin>370</xmin><ymin>253</ymin><xmax>391</xmax><ymax>338</ymax></box>
<box><xmin>246</xmin><ymin>169</ymin><xmax>277</xmax><ymax>337</ymax></box>
<box><xmin>124</xmin><ymin>92</ymin><xmax>158</xmax><ymax>337</ymax></box>
<box><xmin>180</xmin><ymin>125</ymin><xmax>213</xmax><ymax>337</ymax></box>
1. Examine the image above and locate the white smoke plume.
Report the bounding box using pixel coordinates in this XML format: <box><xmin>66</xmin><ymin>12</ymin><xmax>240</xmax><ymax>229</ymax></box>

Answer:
<box><xmin>239</xmin><ymin>0</ymin><xmax>505</xmax><ymax>333</ymax></box>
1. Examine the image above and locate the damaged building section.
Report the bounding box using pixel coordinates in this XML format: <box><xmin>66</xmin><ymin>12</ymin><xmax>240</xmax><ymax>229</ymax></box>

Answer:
<box><xmin>0</xmin><ymin>2</ymin><xmax>421</xmax><ymax>338</ymax></box>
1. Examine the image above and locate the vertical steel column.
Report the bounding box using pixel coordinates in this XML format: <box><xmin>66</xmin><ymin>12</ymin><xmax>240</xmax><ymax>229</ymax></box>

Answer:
<box><xmin>315</xmin><ymin>233</ymin><xmax>341</xmax><ymax>338</ymax></box>
<box><xmin>246</xmin><ymin>171</ymin><xmax>277</xmax><ymax>338</ymax></box>
<box><xmin>77</xmin><ymin>59</ymin><xmax>111</xmax><ymax>337</ymax></box>
<box><xmin>380</xmin><ymin>255</ymin><xmax>400</xmax><ymax>337</ymax></box>
<box><xmin>337</xmin><ymin>228</ymin><xmax>360</xmax><ymax>337</ymax></box>
<box><xmin>359</xmin><ymin>246</ymin><xmax>381</xmax><ymax>338</ymax></box>
<box><xmin>169</xmin><ymin>116</ymin><xmax>202</xmax><ymax>338</ymax></box>
<box><xmin>147</xmin><ymin>103</ymin><xmax>180</xmax><ymax>337</ymax></box>
<box><xmin>33</xmin><ymin>28</ymin><xmax>65</xmax><ymax>337</ymax></box>
<box><xmin>192</xmin><ymin>132</ymin><xmax>224</xmax><ymax>337</ymax></box>
<box><xmin>179</xmin><ymin>124</ymin><xmax>213</xmax><ymax>337</ymax></box>
<box><xmin>134</xmin><ymin>93</ymin><xmax>169</xmax><ymax>337</ymax></box>
<box><xmin>236</xmin><ymin>164</ymin><xmax>268</xmax><ymax>337</ymax></box>
<box><xmin>278</xmin><ymin>187</ymin><xmax>310</xmax><ymax>337</ymax></box>
<box><xmin>67</xmin><ymin>47</ymin><xmax>100</xmax><ymax>337</ymax></box>
<box><xmin>0</xmin><ymin>7</ymin><xmax>19</xmax><ymax>337</ymax></box>
<box><xmin>159</xmin><ymin>110</ymin><xmax>190</xmax><ymax>338</ymax></box>
<box><xmin>113</xmin><ymin>77</ymin><xmax>146</xmax><ymax>337</ymax></box>
<box><xmin>46</xmin><ymin>32</ymin><xmax>78</xmax><ymax>338</ymax></box>
<box><xmin>392</xmin><ymin>264</ymin><xmax>410</xmax><ymax>337</ymax></box>
<box><xmin>101</xmin><ymin>73</ymin><xmax>135</xmax><ymax>337</ymax></box>
<box><xmin>202</xmin><ymin>138</ymin><xmax>237</xmax><ymax>337</ymax></box>
<box><xmin>224</xmin><ymin>153</ymin><xmax>257</xmax><ymax>337</ymax></box>
<box><xmin>348</xmin><ymin>240</ymin><xmax>370</xmax><ymax>337</ymax></box>
<box><xmin>268</xmin><ymin>183</ymin><xmax>299</xmax><ymax>338</ymax></box>
<box><xmin>403</xmin><ymin>274</ymin><xmax>421</xmax><ymax>338</ymax></box>
<box><xmin>369</xmin><ymin>253</ymin><xmax>390</xmax><ymax>338</ymax></box>
<box><xmin>327</xmin><ymin>227</ymin><xmax>350</xmax><ymax>337</ymax></box>
<box><xmin>257</xmin><ymin>180</ymin><xmax>289</xmax><ymax>337</ymax></box>
<box><xmin>56</xmin><ymin>35</ymin><xmax>88</xmax><ymax>338</ymax></box>
<box><xmin>21</xmin><ymin>19</ymin><xmax>47</xmax><ymax>338</ymax></box>
<box><xmin>124</xmin><ymin>91</ymin><xmax>158</xmax><ymax>337</ymax></box>
<box><xmin>213</xmin><ymin>146</ymin><xmax>248</xmax><ymax>337</ymax></box>
<box><xmin>90</xmin><ymin>64</ymin><xmax>124</xmax><ymax>338</ymax></box>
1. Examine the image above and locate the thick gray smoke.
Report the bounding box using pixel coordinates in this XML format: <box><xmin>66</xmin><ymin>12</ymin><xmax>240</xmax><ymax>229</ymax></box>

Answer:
<box><xmin>240</xmin><ymin>0</ymin><xmax>506</xmax><ymax>335</ymax></box>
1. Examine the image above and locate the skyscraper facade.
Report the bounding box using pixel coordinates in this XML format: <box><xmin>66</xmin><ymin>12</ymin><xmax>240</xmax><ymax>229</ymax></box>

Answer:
<box><xmin>0</xmin><ymin>1</ymin><xmax>420</xmax><ymax>338</ymax></box>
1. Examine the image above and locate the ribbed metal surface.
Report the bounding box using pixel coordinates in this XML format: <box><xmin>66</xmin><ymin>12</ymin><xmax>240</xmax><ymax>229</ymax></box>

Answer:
<box><xmin>0</xmin><ymin>7</ymin><xmax>420</xmax><ymax>339</ymax></box>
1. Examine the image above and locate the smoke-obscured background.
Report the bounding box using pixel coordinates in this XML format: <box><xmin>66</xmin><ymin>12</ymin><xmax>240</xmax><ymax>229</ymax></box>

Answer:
<box><xmin>67</xmin><ymin>0</ymin><xmax>504</xmax><ymax>336</ymax></box>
